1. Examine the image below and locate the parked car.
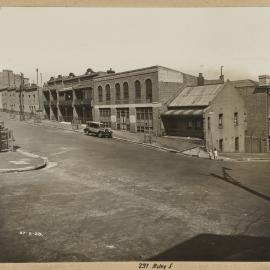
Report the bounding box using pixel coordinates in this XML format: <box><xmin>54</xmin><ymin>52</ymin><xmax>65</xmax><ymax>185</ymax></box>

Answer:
<box><xmin>84</xmin><ymin>121</ymin><xmax>113</xmax><ymax>138</ymax></box>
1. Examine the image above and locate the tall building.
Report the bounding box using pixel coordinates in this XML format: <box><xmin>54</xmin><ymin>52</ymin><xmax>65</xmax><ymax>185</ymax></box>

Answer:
<box><xmin>0</xmin><ymin>70</ymin><xmax>29</xmax><ymax>89</ymax></box>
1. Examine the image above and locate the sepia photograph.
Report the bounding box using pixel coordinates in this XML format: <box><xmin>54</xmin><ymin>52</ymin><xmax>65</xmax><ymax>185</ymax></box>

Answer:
<box><xmin>0</xmin><ymin>5</ymin><xmax>270</xmax><ymax>269</ymax></box>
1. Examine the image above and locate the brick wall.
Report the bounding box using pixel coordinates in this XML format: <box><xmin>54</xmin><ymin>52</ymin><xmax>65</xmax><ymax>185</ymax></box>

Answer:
<box><xmin>236</xmin><ymin>86</ymin><xmax>267</xmax><ymax>137</ymax></box>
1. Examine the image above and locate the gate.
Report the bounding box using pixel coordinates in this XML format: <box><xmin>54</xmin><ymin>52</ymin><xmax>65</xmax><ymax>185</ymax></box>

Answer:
<box><xmin>245</xmin><ymin>136</ymin><xmax>268</xmax><ymax>153</ymax></box>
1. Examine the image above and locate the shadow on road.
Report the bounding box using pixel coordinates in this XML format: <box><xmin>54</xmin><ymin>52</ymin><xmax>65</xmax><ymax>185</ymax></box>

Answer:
<box><xmin>210</xmin><ymin>167</ymin><xmax>270</xmax><ymax>203</ymax></box>
<box><xmin>149</xmin><ymin>234</ymin><xmax>270</xmax><ymax>261</ymax></box>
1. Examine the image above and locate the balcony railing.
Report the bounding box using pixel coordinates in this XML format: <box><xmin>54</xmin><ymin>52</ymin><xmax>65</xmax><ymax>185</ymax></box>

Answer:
<box><xmin>74</xmin><ymin>98</ymin><xmax>92</xmax><ymax>106</ymax></box>
<box><xmin>59</xmin><ymin>99</ymin><xmax>73</xmax><ymax>106</ymax></box>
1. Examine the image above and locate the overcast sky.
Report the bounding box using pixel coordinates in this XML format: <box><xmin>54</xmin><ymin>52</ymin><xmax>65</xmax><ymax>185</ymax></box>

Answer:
<box><xmin>0</xmin><ymin>7</ymin><xmax>270</xmax><ymax>84</ymax></box>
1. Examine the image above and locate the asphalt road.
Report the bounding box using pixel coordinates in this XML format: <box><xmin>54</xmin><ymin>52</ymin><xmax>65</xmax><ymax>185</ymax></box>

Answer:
<box><xmin>1</xmin><ymin>114</ymin><xmax>270</xmax><ymax>262</ymax></box>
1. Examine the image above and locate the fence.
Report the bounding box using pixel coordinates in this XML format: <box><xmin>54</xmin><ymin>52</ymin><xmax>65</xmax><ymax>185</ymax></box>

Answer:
<box><xmin>245</xmin><ymin>136</ymin><xmax>269</xmax><ymax>153</ymax></box>
<box><xmin>0</xmin><ymin>125</ymin><xmax>14</xmax><ymax>152</ymax></box>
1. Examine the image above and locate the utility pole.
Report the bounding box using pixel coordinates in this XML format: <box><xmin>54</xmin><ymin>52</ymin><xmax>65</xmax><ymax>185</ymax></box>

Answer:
<box><xmin>36</xmin><ymin>68</ymin><xmax>42</xmax><ymax>122</ymax></box>
<box><xmin>19</xmin><ymin>73</ymin><xmax>25</xmax><ymax>121</ymax></box>
<box><xmin>266</xmin><ymin>89</ymin><xmax>269</xmax><ymax>153</ymax></box>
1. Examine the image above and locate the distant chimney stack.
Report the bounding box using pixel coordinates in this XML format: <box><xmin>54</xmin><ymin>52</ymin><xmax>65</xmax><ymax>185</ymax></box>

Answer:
<box><xmin>258</xmin><ymin>75</ymin><xmax>270</xmax><ymax>86</ymax></box>
<box><xmin>197</xmin><ymin>73</ymin><xmax>204</xmax><ymax>86</ymax></box>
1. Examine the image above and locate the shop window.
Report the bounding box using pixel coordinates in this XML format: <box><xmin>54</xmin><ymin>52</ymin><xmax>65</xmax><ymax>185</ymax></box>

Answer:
<box><xmin>187</xmin><ymin>119</ymin><xmax>193</xmax><ymax>129</ymax></box>
<box><xmin>196</xmin><ymin>119</ymin><xmax>202</xmax><ymax>129</ymax></box>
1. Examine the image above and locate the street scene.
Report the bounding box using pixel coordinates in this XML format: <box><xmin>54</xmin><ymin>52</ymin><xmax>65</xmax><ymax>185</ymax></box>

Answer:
<box><xmin>0</xmin><ymin>7</ymin><xmax>270</xmax><ymax>264</ymax></box>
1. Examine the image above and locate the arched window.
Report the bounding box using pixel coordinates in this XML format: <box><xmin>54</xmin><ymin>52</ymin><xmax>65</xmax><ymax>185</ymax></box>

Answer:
<box><xmin>98</xmin><ymin>86</ymin><xmax>103</xmax><ymax>102</ymax></box>
<box><xmin>123</xmin><ymin>82</ymin><xmax>129</xmax><ymax>101</ymax></box>
<box><xmin>115</xmin><ymin>83</ymin><xmax>121</xmax><ymax>102</ymax></box>
<box><xmin>145</xmin><ymin>79</ymin><xmax>152</xmax><ymax>102</ymax></box>
<box><xmin>105</xmin><ymin>84</ymin><xmax>110</xmax><ymax>101</ymax></box>
<box><xmin>134</xmin><ymin>80</ymin><xmax>141</xmax><ymax>100</ymax></box>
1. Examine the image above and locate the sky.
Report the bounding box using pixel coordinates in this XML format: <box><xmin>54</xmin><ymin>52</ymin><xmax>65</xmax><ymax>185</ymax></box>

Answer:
<box><xmin>0</xmin><ymin>7</ymin><xmax>270</xmax><ymax>84</ymax></box>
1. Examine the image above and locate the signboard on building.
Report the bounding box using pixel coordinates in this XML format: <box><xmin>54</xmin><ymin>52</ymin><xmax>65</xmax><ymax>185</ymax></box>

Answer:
<box><xmin>111</xmin><ymin>115</ymin><xmax>116</xmax><ymax>122</ymax></box>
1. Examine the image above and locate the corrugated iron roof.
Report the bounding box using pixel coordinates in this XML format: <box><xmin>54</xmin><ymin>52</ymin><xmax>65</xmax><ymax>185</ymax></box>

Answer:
<box><xmin>169</xmin><ymin>84</ymin><xmax>224</xmax><ymax>107</ymax></box>
<box><xmin>162</xmin><ymin>109</ymin><xmax>204</xmax><ymax>116</ymax></box>
<box><xmin>232</xmin><ymin>79</ymin><xmax>258</xmax><ymax>88</ymax></box>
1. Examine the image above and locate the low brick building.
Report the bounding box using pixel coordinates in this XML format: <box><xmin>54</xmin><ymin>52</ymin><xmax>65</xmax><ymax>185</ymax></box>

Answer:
<box><xmin>162</xmin><ymin>78</ymin><xmax>247</xmax><ymax>152</ymax></box>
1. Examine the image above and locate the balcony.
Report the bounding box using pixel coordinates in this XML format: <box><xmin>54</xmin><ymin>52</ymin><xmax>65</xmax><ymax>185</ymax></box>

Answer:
<box><xmin>51</xmin><ymin>99</ymin><xmax>57</xmax><ymax>106</ymax></box>
<box><xmin>59</xmin><ymin>99</ymin><xmax>73</xmax><ymax>106</ymax></box>
<box><xmin>74</xmin><ymin>98</ymin><xmax>92</xmax><ymax>106</ymax></box>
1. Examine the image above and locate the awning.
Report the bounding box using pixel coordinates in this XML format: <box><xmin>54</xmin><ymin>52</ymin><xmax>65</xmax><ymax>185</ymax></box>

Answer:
<box><xmin>161</xmin><ymin>109</ymin><xmax>204</xmax><ymax>116</ymax></box>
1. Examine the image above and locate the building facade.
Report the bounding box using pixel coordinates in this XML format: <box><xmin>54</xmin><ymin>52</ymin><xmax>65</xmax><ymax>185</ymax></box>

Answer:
<box><xmin>42</xmin><ymin>66</ymin><xmax>197</xmax><ymax>135</ymax></box>
<box><xmin>92</xmin><ymin>66</ymin><xmax>196</xmax><ymax>135</ymax></box>
<box><xmin>0</xmin><ymin>84</ymin><xmax>41</xmax><ymax>118</ymax></box>
<box><xmin>42</xmin><ymin>69</ymin><xmax>107</xmax><ymax>123</ymax></box>
<box><xmin>162</xmin><ymin>78</ymin><xmax>247</xmax><ymax>152</ymax></box>
<box><xmin>0</xmin><ymin>70</ymin><xmax>29</xmax><ymax>89</ymax></box>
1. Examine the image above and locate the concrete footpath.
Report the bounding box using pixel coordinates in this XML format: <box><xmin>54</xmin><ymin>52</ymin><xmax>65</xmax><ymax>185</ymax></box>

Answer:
<box><xmin>0</xmin><ymin>149</ymin><xmax>47</xmax><ymax>173</ymax></box>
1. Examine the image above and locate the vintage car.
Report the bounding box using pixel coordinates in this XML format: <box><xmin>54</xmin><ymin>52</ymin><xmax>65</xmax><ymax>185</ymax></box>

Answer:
<box><xmin>84</xmin><ymin>121</ymin><xmax>113</xmax><ymax>138</ymax></box>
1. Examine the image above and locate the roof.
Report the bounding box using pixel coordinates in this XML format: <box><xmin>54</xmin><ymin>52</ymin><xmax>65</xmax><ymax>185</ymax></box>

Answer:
<box><xmin>169</xmin><ymin>84</ymin><xmax>224</xmax><ymax>107</ymax></box>
<box><xmin>162</xmin><ymin>109</ymin><xmax>204</xmax><ymax>117</ymax></box>
<box><xmin>232</xmin><ymin>79</ymin><xmax>258</xmax><ymax>88</ymax></box>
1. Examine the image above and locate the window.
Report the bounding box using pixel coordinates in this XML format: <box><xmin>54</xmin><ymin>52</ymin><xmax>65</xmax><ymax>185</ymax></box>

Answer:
<box><xmin>105</xmin><ymin>84</ymin><xmax>111</xmax><ymax>101</ymax></box>
<box><xmin>235</xmin><ymin>137</ymin><xmax>239</xmax><ymax>151</ymax></box>
<box><xmin>145</xmin><ymin>79</ymin><xmax>152</xmax><ymax>102</ymax></box>
<box><xmin>135</xmin><ymin>80</ymin><xmax>141</xmax><ymax>100</ymax></box>
<box><xmin>123</xmin><ymin>82</ymin><xmax>129</xmax><ymax>101</ymax></box>
<box><xmin>98</xmin><ymin>86</ymin><xmax>103</xmax><ymax>102</ymax></box>
<box><xmin>218</xmin><ymin>114</ymin><xmax>223</xmax><ymax>128</ymax></box>
<box><xmin>196</xmin><ymin>119</ymin><xmax>202</xmax><ymax>129</ymax></box>
<box><xmin>208</xmin><ymin>116</ymin><xmax>211</xmax><ymax>130</ymax></box>
<box><xmin>89</xmin><ymin>88</ymin><xmax>93</xmax><ymax>99</ymax></box>
<box><xmin>219</xmin><ymin>139</ymin><xmax>223</xmax><ymax>152</ymax></box>
<box><xmin>187</xmin><ymin>119</ymin><xmax>193</xmax><ymax>129</ymax></box>
<box><xmin>99</xmin><ymin>108</ymin><xmax>111</xmax><ymax>117</ymax></box>
<box><xmin>234</xmin><ymin>112</ymin><xmax>238</xmax><ymax>126</ymax></box>
<box><xmin>115</xmin><ymin>83</ymin><xmax>121</xmax><ymax>101</ymax></box>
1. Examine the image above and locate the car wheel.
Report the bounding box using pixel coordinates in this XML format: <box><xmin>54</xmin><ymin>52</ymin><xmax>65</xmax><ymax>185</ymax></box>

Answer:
<box><xmin>97</xmin><ymin>132</ymin><xmax>103</xmax><ymax>138</ymax></box>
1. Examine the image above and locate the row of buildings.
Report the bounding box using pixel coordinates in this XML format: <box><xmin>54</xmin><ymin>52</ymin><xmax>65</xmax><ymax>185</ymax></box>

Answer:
<box><xmin>0</xmin><ymin>70</ymin><xmax>40</xmax><ymax>118</ymax></box>
<box><xmin>0</xmin><ymin>66</ymin><xmax>269</xmax><ymax>153</ymax></box>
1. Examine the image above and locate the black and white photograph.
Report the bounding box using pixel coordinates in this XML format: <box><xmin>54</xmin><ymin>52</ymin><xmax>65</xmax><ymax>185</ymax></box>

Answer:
<box><xmin>0</xmin><ymin>5</ymin><xmax>270</xmax><ymax>269</ymax></box>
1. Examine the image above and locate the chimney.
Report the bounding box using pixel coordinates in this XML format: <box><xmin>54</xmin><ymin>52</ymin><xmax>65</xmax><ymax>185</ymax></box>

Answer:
<box><xmin>197</xmin><ymin>73</ymin><xmax>204</xmax><ymax>86</ymax></box>
<box><xmin>219</xmin><ymin>74</ymin><xmax>224</xmax><ymax>82</ymax></box>
<box><xmin>220</xmin><ymin>65</ymin><xmax>224</xmax><ymax>82</ymax></box>
<box><xmin>258</xmin><ymin>75</ymin><xmax>270</xmax><ymax>86</ymax></box>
